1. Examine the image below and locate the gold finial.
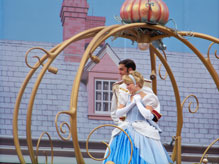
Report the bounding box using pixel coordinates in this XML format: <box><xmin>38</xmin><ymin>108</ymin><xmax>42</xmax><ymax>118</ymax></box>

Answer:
<box><xmin>203</xmin><ymin>156</ymin><xmax>208</xmax><ymax>164</ymax></box>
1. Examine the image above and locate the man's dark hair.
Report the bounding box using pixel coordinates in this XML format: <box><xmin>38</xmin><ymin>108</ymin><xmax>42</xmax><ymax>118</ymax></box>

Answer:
<box><xmin>119</xmin><ymin>59</ymin><xmax>136</xmax><ymax>70</ymax></box>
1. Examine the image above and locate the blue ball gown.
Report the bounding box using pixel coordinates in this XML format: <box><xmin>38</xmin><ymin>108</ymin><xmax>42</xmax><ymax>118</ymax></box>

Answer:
<box><xmin>103</xmin><ymin>97</ymin><xmax>173</xmax><ymax>164</ymax></box>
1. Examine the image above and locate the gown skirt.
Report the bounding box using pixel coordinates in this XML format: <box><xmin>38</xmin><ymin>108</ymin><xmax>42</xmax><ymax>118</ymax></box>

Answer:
<box><xmin>103</xmin><ymin>126</ymin><xmax>173</xmax><ymax>164</ymax></box>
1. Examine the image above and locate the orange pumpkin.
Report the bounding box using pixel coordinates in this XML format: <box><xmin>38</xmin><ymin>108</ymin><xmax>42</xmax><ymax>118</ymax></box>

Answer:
<box><xmin>120</xmin><ymin>0</ymin><xmax>169</xmax><ymax>25</ymax></box>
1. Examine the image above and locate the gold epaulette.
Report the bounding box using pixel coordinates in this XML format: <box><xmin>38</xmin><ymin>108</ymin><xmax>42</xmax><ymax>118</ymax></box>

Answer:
<box><xmin>112</xmin><ymin>80</ymin><xmax>123</xmax><ymax>92</ymax></box>
<box><xmin>119</xmin><ymin>87</ymin><xmax>129</xmax><ymax>93</ymax></box>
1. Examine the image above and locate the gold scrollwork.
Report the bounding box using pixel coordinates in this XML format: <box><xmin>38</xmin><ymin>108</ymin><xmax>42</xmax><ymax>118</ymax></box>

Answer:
<box><xmin>86</xmin><ymin>124</ymin><xmax>133</xmax><ymax>164</ymax></box>
<box><xmin>181</xmin><ymin>94</ymin><xmax>199</xmax><ymax>113</ymax></box>
<box><xmin>35</xmin><ymin>131</ymin><xmax>54</xmax><ymax>164</ymax></box>
<box><xmin>25</xmin><ymin>47</ymin><xmax>52</xmax><ymax>69</ymax></box>
<box><xmin>207</xmin><ymin>42</ymin><xmax>219</xmax><ymax>60</ymax></box>
<box><xmin>158</xmin><ymin>50</ymin><xmax>168</xmax><ymax>80</ymax></box>
<box><xmin>55</xmin><ymin>111</ymin><xmax>72</xmax><ymax>141</ymax></box>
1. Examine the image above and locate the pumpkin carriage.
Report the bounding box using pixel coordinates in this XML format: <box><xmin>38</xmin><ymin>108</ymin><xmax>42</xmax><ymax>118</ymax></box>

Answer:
<box><xmin>13</xmin><ymin>0</ymin><xmax>219</xmax><ymax>163</ymax></box>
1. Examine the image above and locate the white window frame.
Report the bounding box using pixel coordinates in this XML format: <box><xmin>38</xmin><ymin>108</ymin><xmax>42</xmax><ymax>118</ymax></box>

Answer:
<box><xmin>94</xmin><ymin>79</ymin><xmax>116</xmax><ymax>114</ymax></box>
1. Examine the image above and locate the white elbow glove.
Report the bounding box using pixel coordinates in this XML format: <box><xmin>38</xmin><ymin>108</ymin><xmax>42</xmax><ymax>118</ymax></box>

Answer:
<box><xmin>115</xmin><ymin>101</ymin><xmax>135</xmax><ymax>118</ymax></box>
<box><xmin>134</xmin><ymin>94</ymin><xmax>154</xmax><ymax>120</ymax></box>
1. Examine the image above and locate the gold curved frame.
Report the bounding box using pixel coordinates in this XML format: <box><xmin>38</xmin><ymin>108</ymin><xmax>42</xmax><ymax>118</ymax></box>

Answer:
<box><xmin>35</xmin><ymin>131</ymin><xmax>54</xmax><ymax>164</ymax></box>
<box><xmin>12</xmin><ymin>23</ymin><xmax>219</xmax><ymax>164</ymax></box>
<box><xmin>199</xmin><ymin>138</ymin><xmax>219</xmax><ymax>164</ymax></box>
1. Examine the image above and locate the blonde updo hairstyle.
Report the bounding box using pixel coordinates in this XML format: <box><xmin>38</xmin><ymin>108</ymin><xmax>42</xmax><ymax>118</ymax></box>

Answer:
<box><xmin>122</xmin><ymin>71</ymin><xmax>144</xmax><ymax>88</ymax></box>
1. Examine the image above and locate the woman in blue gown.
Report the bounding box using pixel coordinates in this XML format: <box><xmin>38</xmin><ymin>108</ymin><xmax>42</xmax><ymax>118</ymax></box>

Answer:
<box><xmin>103</xmin><ymin>71</ymin><xmax>173</xmax><ymax>164</ymax></box>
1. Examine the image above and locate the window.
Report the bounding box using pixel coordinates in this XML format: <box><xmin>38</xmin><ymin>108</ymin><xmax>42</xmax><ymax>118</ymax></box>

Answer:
<box><xmin>95</xmin><ymin>79</ymin><xmax>115</xmax><ymax>114</ymax></box>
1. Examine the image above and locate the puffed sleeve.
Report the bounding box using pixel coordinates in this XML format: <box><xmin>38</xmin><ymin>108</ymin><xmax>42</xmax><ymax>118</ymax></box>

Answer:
<box><xmin>111</xmin><ymin>91</ymin><xmax>119</xmax><ymax>124</ymax></box>
<box><xmin>111</xmin><ymin>83</ymin><xmax>128</xmax><ymax>123</ymax></box>
<box><xmin>117</xmin><ymin>92</ymin><xmax>127</xmax><ymax>106</ymax></box>
<box><xmin>142</xmin><ymin>93</ymin><xmax>161</xmax><ymax>122</ymax></box>
<box><xmin>111</xmin><ymin>84</ymin><xmax>120</xmax><ymax>124</ymax></box>
<box><xmin>118</xmin><ymin>83</ymin><xmax>129</xmax><ymax>106</ymax></box>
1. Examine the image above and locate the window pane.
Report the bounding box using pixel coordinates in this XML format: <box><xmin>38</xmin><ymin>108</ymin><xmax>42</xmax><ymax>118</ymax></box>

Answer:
<box><xmin>96</xmin><ymin>102</ymin><xmax>101</xmax><ymax>111</ymax></box>
<box><xmin>96</xmin><ymin>92</ymin><xmax>101</xmax><ymax>100</ymax></box>
<box><xmin>96</xmin><ymin>81</ymin><xmax>102</xmax><ymax>90</ymax></box>
<box><xmin>103</xmin><ymin>102</ymin><xmax>108</xmax><ymax>111</ymax></box>
<box><xmin>103</xmin><ymin>92</ymin><xmax>108</xmax><ymax>101</ymax></box>
<box><xmin>103</xmin><ymin>81</ymin><xmax>108</xmax><ymax>90</ymax></box>
<box><xmin>110</xmin><ymin>82</ymin><xmax>114</xmax><ymax>90</ymax></box>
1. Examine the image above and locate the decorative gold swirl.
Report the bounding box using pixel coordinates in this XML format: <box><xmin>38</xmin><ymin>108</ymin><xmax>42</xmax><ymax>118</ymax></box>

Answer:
<box><xmin>86</xmin><ymin>124</ymin><xmax>133</xmax><ymax>164</ymax></box>
<box><xmin>158</xmin><ymin>50</ymin><xmax>168</xmax><ymax>80</ymax></box>
<box><xmin>35</xmin><ymin>131</ymin><xmax>54</xmax><ymax>164</ymax></box>
<box><xmin>25</xmin><ymin>47</ymin><xmax>52</xmax><ymax>69</ymax></box>
<box><xmin>55</xmin><ymin>111</ymin><xmax>72</xmax><ymax>141</ymax></box>
<box><xmin>207</xmin><ymin>42</ymin><xmax>219</xmax><ymax>60</ymax></box>
<box><xmin>181</xmin><ymin>94</ymin><xmax>199</xmax><ymax>113</ymax></box>
<box><xmin>199</xmin><ymin>138</ymin><xmax>219</xmax><ymax>164</ymax></box>
<box><xmin>158</xmin><ymin>64</ymin><xmax>168</xmax><ymax>80</ymax></box>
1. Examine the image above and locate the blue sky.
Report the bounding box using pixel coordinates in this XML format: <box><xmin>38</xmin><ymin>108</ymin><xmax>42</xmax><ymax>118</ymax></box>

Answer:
<box><xmin>0</xmin><ymin>0</ymin><xmax>218</xmax><ymax>53</ymax></box>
